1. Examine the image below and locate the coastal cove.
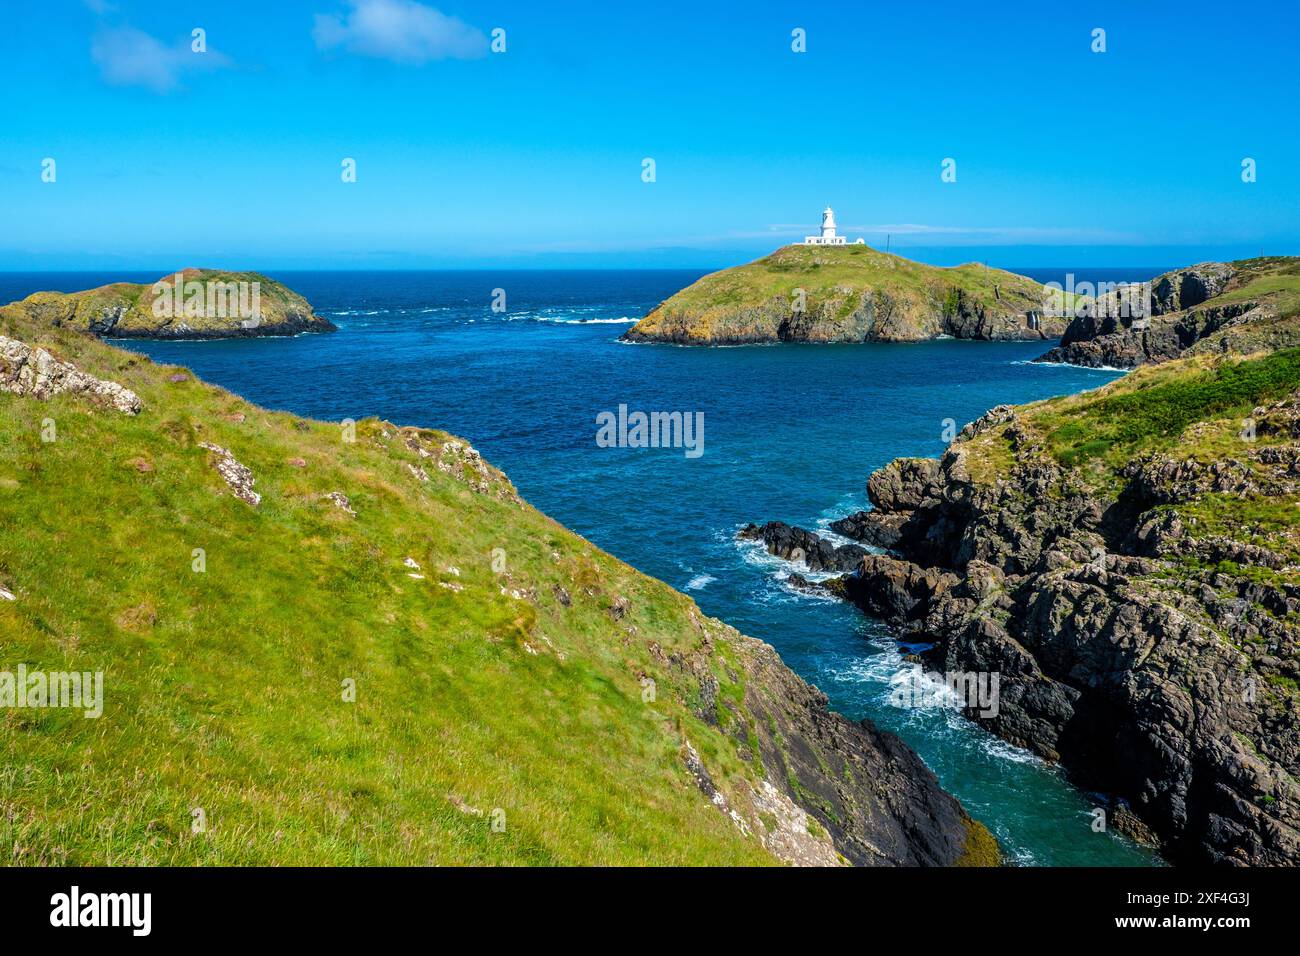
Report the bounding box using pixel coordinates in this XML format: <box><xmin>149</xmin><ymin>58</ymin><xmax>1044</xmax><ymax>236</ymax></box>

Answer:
<box><xmin>0</xmin><ymin>268</ymin><xmax>1160</xmax><ymax>865</ymax></box>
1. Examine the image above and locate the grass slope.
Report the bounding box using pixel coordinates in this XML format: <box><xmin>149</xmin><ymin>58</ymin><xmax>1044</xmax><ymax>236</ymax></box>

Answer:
<box><xmin>0</xmin><ymin>306</ymin><xmax>791</xmax><ymax>865</ymax></box>
<box><xmin>1</xmin><ymin>296</ymin><xmax>997</xmax><ymax>866</ymax></box>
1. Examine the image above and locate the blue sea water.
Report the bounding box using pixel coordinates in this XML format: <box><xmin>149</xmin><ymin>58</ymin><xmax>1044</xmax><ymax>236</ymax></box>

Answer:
<box><xmin>0</xmin><ymin>268</ymin><xmax>1165</xmax><ymax>865</ymax></box>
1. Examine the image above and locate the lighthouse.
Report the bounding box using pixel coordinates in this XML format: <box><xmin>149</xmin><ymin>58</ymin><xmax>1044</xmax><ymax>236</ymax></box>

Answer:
<box><xmin>820</xmin><ymin>206</ymin><xmax>838</xmax><ymax>240</ymax></box>
<box><xmin>802</xmin><ymin>206</ymin><xmax>862</xmax><ymax>246</ymax></box>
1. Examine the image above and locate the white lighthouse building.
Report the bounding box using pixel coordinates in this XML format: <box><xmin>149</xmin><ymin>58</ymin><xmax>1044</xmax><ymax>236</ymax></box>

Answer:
<box><xmin>802</xmin><ymin>206</ymin><xmax>864</xmax><ymax>246</ymax></box>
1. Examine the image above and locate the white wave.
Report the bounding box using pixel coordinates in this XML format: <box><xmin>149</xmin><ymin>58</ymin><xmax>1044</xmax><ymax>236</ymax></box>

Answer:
<box><xmin>1013</xmin><ymin>358</ymin><xmax>1130</xmax><ymax>374</ymax></box>
<box><xmin>733</xmin><ymin>530</ymin><xmax>836</xmax><ymax>580</ymax></box>
<box><xmin>684</xmin><ymin>574</ymin><xmax>716</xmax><ymax>591</ymax></box>
<box><xmin>778</xmin><ymin>578</ymin><xmax>840</xmax><ymax>602</ymax></box>
<box><xmin>535</xmin><ymin>316</ymin><xmax>637</xmax><ymax>325</ymax></box>
<box><xmin>973</xmin><ymin>730</ymin><xmax>1042</xmax><ymax>765</ymax></box>
<box><xmin>813</xmin><ymin>509</ymin><xmax>869</xmax><ymax>548</ymax></box>
<box><xmin>832</xmin><ymin>648</ymin><xmax>1045</xmax><ymax>766</ymax></box>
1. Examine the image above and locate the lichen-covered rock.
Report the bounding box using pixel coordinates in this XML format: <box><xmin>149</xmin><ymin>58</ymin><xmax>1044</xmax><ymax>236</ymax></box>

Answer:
<box><xmin>0</xmin><ymin>335</ymin><xmax>141</xmax><ymax>414</ymax></box>
<box><xmin>325</xmin><ymin>491</ymin><xmax>356</xmax><ymax>515</ymax></box>
<box><xmin>198</xmin><ymin>442</ymin><xmax>260</xmax><ymax>506</ymax></box>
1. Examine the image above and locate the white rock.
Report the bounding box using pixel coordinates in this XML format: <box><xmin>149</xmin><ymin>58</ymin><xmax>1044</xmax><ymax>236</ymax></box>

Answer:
<box><xmin>0</xmin><ymin>335</ymin><xmax>142</xmax><ymax>414</ymax></box>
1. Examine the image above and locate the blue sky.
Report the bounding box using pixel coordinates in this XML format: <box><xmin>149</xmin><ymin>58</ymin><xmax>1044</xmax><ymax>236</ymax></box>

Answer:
<box><xmin>1</xmin><ymin>0</ymin><xmax>1297</xmax><ymax>270</ymax></box>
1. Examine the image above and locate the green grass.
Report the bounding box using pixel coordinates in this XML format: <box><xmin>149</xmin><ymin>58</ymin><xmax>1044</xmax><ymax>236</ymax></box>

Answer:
<box><xmin>0</xmin><ymin>313</ymin><xmax>793</xmax><ymax>865</ymax></box>
<box><xmin>1205</xmin><ymin>259</ymin><xmax>1300</xmax><ymax>319</ymax></box>
<box><xmin>1036</xmin><ymin>348</ymin><xmax>1300</xmax><ymax>470</ymax></box>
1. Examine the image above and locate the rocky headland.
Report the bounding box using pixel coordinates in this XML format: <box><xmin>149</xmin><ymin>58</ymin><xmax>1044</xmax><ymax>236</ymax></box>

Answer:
<box><xmin>1036</xmin><ymin>257</ymin><xmax>1300</xmax><ymax>369</ymax></box>
<box><xmin>747</xmin><ymin>349</ymin><xmax>1300</xmax><ymax>865</ymax></box>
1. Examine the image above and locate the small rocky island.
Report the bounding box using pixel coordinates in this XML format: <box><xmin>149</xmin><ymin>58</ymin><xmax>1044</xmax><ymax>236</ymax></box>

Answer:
<box><xmin>3</xmin><ymin>268</ymin><xmax>337</xmax><ymax>340</ymax></box>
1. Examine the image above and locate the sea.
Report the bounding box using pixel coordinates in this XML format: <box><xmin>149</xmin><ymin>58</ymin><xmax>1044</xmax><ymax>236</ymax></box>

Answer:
<box><xmin>0</xmin><ymin>267</ymin><xmax>1167</xmax><ymax>865</ymax></box>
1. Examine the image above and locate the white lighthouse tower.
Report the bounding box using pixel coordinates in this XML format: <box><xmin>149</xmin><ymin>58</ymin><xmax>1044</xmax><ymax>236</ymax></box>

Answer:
<box><xmin>820</xmin><ymin>206</ymin><xmax>838</xmax><ymax>241</ymax></box>
<box><xmin>802</xmin><ymin>206</ymin><xmax>861</xmax><ymax>246</ymax></box>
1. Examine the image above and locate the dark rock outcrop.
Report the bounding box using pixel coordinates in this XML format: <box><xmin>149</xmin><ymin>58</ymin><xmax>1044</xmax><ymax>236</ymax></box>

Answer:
<box><xmin>738</xmin><ymin>521</ymin><xmax>867</xmax><ymax>572</ymax></box>
<box><xmin>737</xmin><ymin>633</ymin><xmax>994</xmax><ymax>866</ymax></box>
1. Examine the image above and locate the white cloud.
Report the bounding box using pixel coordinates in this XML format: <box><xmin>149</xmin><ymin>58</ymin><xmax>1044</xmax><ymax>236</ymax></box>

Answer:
<box><xmin>91</xmin><ymin>26</ymin><xmax>228</xmax><ymax>93</ymax></box>
<box><xmin>313</xmin><ymin>0</ymin><xmax>486</xmax><ymax>63</ymax></box>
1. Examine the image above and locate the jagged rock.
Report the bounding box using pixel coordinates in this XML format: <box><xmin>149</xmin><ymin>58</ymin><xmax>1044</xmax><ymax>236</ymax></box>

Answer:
<box><xmin>868</xmin><ymin>457</ymin><xmax>943</xmax><ymax>511</ymax></box>
<box><xmin>0</xmin><ymin>335</ymin><xmax>141</xmax><ymax>414</ymax></box>
<box><xmin>738</xmin><ymin>521</ymin><xmax>867</xmax><ymax>572</ymax></box>
<box><xmin>829</xmin><ymin>509</ymin><xmax>907</xmax><ymax>549</ymax></box>
<box><xmin>839</xmin><ymin>553</ymin><xmax>958</xmax><ymax>626</ymax></box>
<box><xmin>399</xmin><ymin>428</ymin><xmax>519</xmax><ymax>502</ymax></box>
<box><xmin>1034</xmin><ymin>261</ymin><xmax>1292</xmax><ymax>368</ymax></box>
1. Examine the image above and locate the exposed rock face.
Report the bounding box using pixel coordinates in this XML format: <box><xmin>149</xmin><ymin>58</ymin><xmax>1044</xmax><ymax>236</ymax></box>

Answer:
<box><xmin>400</xmin><ymin>428</ymin><xmax>519</xmax><ymax>503</ymax></box>
<box><xmin>1038</xmin><ymin>301</ymin><xmax>1267</xmax><ymax>369</ymax></box>
<box><xmin>0</xmin><ymin>269</ymin><xmax>336</xmax><ymax>340</ymax></box>
<box><xmin>623</xmin><ymin>244</ymin><xmax>1064</xmax><ymax>345</ymax></box>
<box><xmin>0</xmin><ymin>335</ymin><xmax>141</xmax><ymax>414</ymax></box>
<box><xmin>1036</xmin><ymin>260</ymin><xmax>1298</xmax><ymax>368</ymax></box>
<box><xmin>818</xmin><ymin>398</ymin><xmax>1300</xmax><ymax>865</ymax></box>
<box><xmin>731</xmin><ymin>630</ymin><xmax>990</xmax><ymax>865</ymax></box>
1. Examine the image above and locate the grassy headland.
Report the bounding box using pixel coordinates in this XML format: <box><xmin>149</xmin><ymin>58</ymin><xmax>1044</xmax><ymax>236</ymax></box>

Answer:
<box><xmin>623</xmin><ymin>244</ymin><xmax>1066</xmax><ymax>344</ymax></box>
<box><xmin>0</xmin><ymin>285</ymin><xmax>987</xmax><ymax>866</ymax></box>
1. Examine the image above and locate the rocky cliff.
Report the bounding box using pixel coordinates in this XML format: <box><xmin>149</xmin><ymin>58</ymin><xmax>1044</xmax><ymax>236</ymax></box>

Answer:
<box><xmin>1</xmin><ymin>268</ymin><xmax>337</xmax><ymax>340</ymax></box>
<box><xmin>749</xmin><ymin>350</ymin><xmax>1300</xmax><ymax>865</ymax></box>
<box><xmin>623</xmin><ymin>244</ymin><xmax>1065</xmax><ymax>345</ymax></box>
<box><xmin>1037</xmin><ymin>258</ymin><xmax>1300</xmax><ymax>369</ymax></box>
<box><xmin>0</xmin><ymin>290</ymin><xmax>989</xmax><ymax>866</ymax></box>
